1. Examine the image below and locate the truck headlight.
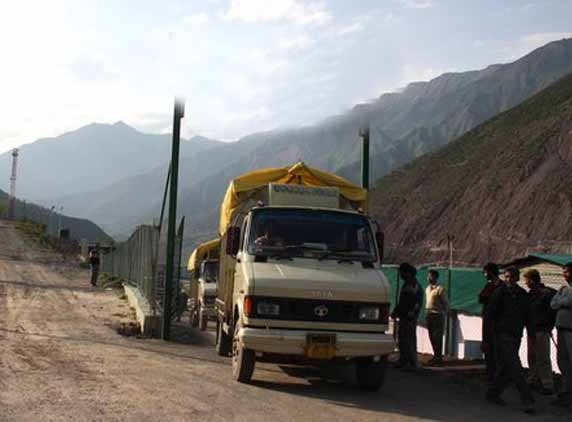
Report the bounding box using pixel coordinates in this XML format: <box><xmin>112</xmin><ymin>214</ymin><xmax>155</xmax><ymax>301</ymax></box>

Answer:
<box><xmin>358</xmin><ymin>306</ymin><xmax>380</xmax><ymax>321</ymax></box>
<box><xmin>257</xmin><ymin>301</ymin><xmax>280</xmax><ymax>316</ymax></box>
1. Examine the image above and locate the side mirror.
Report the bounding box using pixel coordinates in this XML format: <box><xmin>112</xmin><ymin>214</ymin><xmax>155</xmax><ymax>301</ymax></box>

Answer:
<box><xmin>226</xmin><ymin>226</ymin><xmax>241</xmax><ymax>256</ymax></box>
<box><xmin>375</xmin><ymin>231</ymin><xmax>385</xmax><ymax>264</ymax></box>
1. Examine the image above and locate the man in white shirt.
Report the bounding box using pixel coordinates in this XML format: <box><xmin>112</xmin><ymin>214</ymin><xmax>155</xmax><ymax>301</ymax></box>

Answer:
<box><xmin>425</xmin><ymin>269</ymin><xmax>449</xmax><ymax>365</ymax></box>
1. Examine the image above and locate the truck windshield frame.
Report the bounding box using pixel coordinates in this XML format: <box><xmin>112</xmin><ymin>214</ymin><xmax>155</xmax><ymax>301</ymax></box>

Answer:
<box><xmin>246</xmin><ymin>208</ymin><xmax>377</xmax><ymax>262</ymax></box>
<box><xmin>200</xmin><ymin>260</ymin><xmax>219</xmax><ymax>283</ymax></box>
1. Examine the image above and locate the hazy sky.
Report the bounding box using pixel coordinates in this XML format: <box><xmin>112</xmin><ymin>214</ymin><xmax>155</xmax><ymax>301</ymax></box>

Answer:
<box><xmin>0</xmin><ymin>0</ymin><xmax>571</xmax><ymax>153</ymax></box>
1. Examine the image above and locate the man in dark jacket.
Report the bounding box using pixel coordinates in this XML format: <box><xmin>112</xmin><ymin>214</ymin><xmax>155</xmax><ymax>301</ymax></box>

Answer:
<box><xmin>391</xmin><ymin>263</ymin><xmax>423</xmax><ymax>370</ymax></box>
<box><xmin>479</xmin><ymin>262</ymin><xmax>502</xmax><ymax>382</ymax></box>
<box><xmin>89</xmin><ymin>248</ymin><xmax>100</xmax><ymax>287</ymax></box>
<box><xmin>550</xmin><ymin>262</ymin><xmax>572</xmax><ymax>407</ymax></box>
<box><xmin>524</xmin><ymin>269</ymin><xmax>556</xmax><ymax>394</ymax></box>
<box><xmin>486</xmin><ymin>266</ymin><xmax>534</xmax><ymax>414</ymax></box>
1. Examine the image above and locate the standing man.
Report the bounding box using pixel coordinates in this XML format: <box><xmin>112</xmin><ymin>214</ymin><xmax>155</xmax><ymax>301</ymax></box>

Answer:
<box><xmin>479</xmin><ymin>262</ymin><xmax>502</xmax><ymax>382</ymax></box>
<box><xmin>89</xmin><ymin>247</ymin><xmax>100</xmax><ymax>288</ymax></box>
<box><xmin>391</xmin><ymin>263</ymin><xmax>423</xmax><ymax>371</ymax></box>
<box><xmin>485</xmin><ymin>266</ymin><xmax>535</xmax><ymax>414</ymax></box>
<box><xmin>524</xmin><ymin>269</ymin><xmax>556</xmax><ymax>395</ymax></box>
<box><xmin>425</xmin><ymin>269</ymin><xmax>449</xmax><ymax>365</ymax></box>
<box><xmin>550</xmin><ymin>262</ymin><xmax>572</xmax><ymax>408</ymax></box>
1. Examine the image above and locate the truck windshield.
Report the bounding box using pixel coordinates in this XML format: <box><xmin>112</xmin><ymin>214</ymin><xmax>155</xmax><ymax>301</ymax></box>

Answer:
<box><xmin>201</xmin><ymin>261</ymin><xmax>219</xmax><ymax>283</ymax></box>
<box><xmin>248</xmin><ymin>208</ymin><xmax>376</xmax><ymax>262</ymax></box>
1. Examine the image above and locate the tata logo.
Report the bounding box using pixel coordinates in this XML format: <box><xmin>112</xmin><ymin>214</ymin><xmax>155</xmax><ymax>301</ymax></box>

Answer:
<box><xmin>311</xmin><ymin>290</ymin><xmax>334</xmax><ymax>299</ymax></box>
<box><xmin>314</xmin><ymin>305</ymin><xmax>329</xmax><ymax>317</ymax></box>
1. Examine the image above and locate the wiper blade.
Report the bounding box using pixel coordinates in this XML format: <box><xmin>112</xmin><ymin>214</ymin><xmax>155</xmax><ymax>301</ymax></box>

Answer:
<box><xmin>318</xmin><ymin>249</ymin><xmax>354</xmax><ymax>261</ymax></box>
<box><xmin>318</xmin><ymin>250</ymin><xmax>374</xmax><ymax>262</ymax></box>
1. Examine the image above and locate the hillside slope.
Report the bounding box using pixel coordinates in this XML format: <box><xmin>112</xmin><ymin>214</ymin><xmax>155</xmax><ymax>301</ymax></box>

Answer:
<box><xmin>0</xmin><ymin>190</ymin><xmax>111</xmax><ymax>242</ymax></box>
<box><xmin>370</xmin><ymin>73</ymin><xmax>572</xmax><ymax>264</ymax></box>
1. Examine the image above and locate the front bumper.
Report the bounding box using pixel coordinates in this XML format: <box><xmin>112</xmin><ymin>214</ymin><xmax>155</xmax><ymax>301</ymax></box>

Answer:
<box><xmin>238</xmin><ymin>327</ymin><xmax>395</xmax><ymax>358</ymax></box>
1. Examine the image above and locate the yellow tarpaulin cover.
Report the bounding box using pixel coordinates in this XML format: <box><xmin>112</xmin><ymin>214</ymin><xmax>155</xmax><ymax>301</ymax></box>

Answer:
<box><xmin>187</xmin><ymin>238</ymin><xmax>220</xmax><ymax>272</ymax></box>
<box><xmin>219</xmin><ymin>161</ymin><xmax>367</xmax><ymax>234</ymax></box>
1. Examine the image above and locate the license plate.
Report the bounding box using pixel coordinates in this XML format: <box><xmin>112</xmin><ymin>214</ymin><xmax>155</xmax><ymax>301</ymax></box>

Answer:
<box><xmin>305</xmin><ymin>333</ymin><xmax>336</xmax><ymax>359</ymax></box>
<box><xmin>305</xmin><ymin>344</ymin><xmax>336</xmax><ymax>359</ymax></box>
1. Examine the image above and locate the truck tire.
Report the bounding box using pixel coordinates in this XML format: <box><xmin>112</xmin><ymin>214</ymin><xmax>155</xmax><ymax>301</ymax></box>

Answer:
<box><xmin>355</xmin><ymin>356</ymin><xmax>388</xmax><ymax>391</ymax></box>
<box><xmin>215</xmin><ymin>319</ymin><xmax>231</xmax><ymax>357</ymax></box>
<box><xmin>199</xmin><ymin>305</ymin><xmax>208</xmax><ymax>331</ymax></box>
<box><xmin>232</xmin><ymin>321</ymin><xmax>255</xmax><ymax>383</ymax></box>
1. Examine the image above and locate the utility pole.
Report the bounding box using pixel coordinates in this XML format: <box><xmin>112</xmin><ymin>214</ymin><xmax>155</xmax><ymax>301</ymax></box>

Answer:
<box><xmin>162</xmin><ymin>98</ymin><xmax>185</xmax><ymax>341</ymax></box>
<box><xmin>49</xmin><ymin>206</ymin><xmax>55</xmax><ymax>236</ymax></box>
<box><xmin>359</xmin><ymin>127</ymin><xmax>370</xmax><ymax>190</ymax></box>
<box><xmin>58</xmin><ymin>206</ymin><xmax>63</xmax><ymax>237</ymax></box>
<box><xmin>8</xmin><ymin>149</ymin><xmax>19</xmax><ymax>220</ymax></box>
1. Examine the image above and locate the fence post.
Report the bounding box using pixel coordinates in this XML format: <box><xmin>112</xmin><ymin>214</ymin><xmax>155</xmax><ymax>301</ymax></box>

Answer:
<box><xmin>162</xmin><ymin>99</ymin><xmax>185</xmax><ymax>341</ymax></box>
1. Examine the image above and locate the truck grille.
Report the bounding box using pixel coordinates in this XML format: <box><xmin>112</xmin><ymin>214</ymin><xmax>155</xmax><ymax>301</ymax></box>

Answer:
<box><xmin>249</xmin><ymin>296</ymin><xmax>389</xmax><ymax>324</ymax></box>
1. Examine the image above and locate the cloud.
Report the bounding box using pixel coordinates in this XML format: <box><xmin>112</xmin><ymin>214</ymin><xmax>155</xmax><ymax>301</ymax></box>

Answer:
<box><xmin>182</xmin><ymin>12</ymin><xmax>210</xmax><ymax>26</ymax></box>
<box><xmin>395</xmin><ymin>0</ymin><xmax>433</xmax><ymax>9</ymax></box>
<box><xmin>223</xmin><ymin>0</ymin><xmax>332</xmax><ymax>26</ymax></box>
<box><xmin>336</xmin><ymin>14</ymin><xmax>375</xmax><ymax>37</ymax></box>
<box><xmin>472</xmin><ymin>39</ymin><xmax>485</xmax><ymax>48</ymax></box>
<box><xmin>383</xmin><ymin>13</ymin><xmax>399</xmax><ymax>24</ymax></box>
<box><xmin>69</xmin><ymin>57</ymin><xmax>118</xmax><ymax>83</ymax></box>
<box><xmin>279</xmin><ymin>35</ymin><xmax>315</xmax><ymax>50</ymax></box>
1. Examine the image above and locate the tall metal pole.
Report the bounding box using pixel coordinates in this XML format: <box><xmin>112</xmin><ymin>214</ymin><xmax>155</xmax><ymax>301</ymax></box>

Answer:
<box><xmin>359</xmin><ymin>128</ymin><xmax>370</xmax><ymax>190</ymax></box>
<box><xmin>162</xmin><ymin>98</ymin><xmax>185</xmax><ymax>341</ymax></box>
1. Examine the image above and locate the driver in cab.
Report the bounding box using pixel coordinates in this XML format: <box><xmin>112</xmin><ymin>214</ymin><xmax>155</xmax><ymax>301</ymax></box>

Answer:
<box><xmin>254</xmin><ymin>219</ymin><xmax>285</xmax><ymax>247</ymax></box>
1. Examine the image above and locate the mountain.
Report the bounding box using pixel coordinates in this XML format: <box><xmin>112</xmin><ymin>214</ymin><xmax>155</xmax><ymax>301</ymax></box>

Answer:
<box><xmin>0</xmin><ymin>189</ymin><xmax>111</xmax><ymax>242</ymax></box>
<box><xmin>370</xmin><ymin>72</ymin><xmax>572</xmax><ymax>265</ymax></box>
<box><xmin>33</xmin><ymin>38</ymin><xmax>572</xmax><ymax>247</ymax></box>
<box><xmin>0</xmin><ymin>121</ymin><xmax>221</xmax><ymax>199</ymax></box>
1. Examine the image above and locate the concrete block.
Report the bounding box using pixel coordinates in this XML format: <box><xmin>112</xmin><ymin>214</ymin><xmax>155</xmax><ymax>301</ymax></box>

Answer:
<box><xmin>123</xmin><ymin>283</ymin><xmax>161</xmax><ymax>337</ymax></box>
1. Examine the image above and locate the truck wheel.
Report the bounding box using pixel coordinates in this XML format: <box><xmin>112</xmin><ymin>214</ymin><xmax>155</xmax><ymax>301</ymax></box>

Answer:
<box><xmin>355</xmin><ymin>356</ymin><xmax>388</xmax><ymax>391</ymax></box>
<box><xmin>199</xmin><ymin>306</ymin><xmax>208</xmax><ymax>331</ymax></box>
<box><xmin>215</xmin><ymin>319</ymin><xmax>231</xmax><ymax>357</ymax></box>
<box><xmin>232</xmin><ymin>321</ymin><xmax>255</xmax><ymax>383</ymax></box>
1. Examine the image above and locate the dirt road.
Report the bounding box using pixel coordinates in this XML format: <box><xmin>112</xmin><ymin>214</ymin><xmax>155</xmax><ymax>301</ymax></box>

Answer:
<box><xmin>0</xmin><ymin>220</ymin><xmax>568</xmax><ymax>421</ymax></box>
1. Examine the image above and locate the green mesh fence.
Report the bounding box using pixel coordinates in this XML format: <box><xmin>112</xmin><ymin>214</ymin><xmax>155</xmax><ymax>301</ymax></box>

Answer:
<box><xmin>382</xmin><ymin>266</ymin><xmax>485</xmax><ymax>319</ymax></box>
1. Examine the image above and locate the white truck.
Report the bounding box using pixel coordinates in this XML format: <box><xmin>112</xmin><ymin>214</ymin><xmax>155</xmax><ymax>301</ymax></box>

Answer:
<box><xmin>214</xmin><ymin>162</ymin><xmax>393</xmax><ymax>390</ymax></box>
<box><xmin>188</xmin><ymin>239</ymin><xmax>220</xmax><ymax>331</ymax></box>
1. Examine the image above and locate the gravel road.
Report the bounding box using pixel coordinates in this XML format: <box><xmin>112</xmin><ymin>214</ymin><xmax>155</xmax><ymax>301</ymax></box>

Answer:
<box><xmin>0</xmin><ymin>219</ymin><xmax>568</xmax><ymax>421</ymax></box>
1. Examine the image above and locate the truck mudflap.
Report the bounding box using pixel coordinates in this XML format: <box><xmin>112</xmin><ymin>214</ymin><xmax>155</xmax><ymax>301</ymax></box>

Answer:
<box><xmin>238</xmin><ymin>327</ymin><xmax>395</xmax><ymax>358</ymax></box>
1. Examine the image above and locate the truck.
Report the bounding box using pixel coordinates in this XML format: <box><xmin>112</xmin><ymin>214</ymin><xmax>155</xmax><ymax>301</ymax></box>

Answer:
<box><xmin>214</xmin><ymin>162</ymin><xmax>393</xmax><ymax>390</ymax></box>
<box><xmin>187</xmin><ymin>239</ymin><xmax>220</xmax><ymax>331</ymax></box>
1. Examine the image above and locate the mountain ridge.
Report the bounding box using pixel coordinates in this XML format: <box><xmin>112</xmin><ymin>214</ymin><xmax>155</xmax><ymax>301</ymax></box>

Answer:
<box><xmin>8</xmin><ymin>39</ymin><xmax>572</xmax><ymax>249</ymax></box>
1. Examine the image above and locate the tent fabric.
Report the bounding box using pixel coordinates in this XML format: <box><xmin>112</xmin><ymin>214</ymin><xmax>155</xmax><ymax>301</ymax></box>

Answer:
<box><xmin>187</xmin><ymin>238</ymin><xmax>220</xmax><ymax>272</ymax></box>
<box><xmin>219</xmin><ymin>161</ymin><xmax>368</xmax><ymax>235</ymax></box>
<box><xmin>529</xmin><ymin>253</ymin><xmax>572</xmax><ymax>266</ymax></box>
<box><xmin>382</xmin><ymin>266</ymin><xmax>485</xmax><ymax>319</ymax></box>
